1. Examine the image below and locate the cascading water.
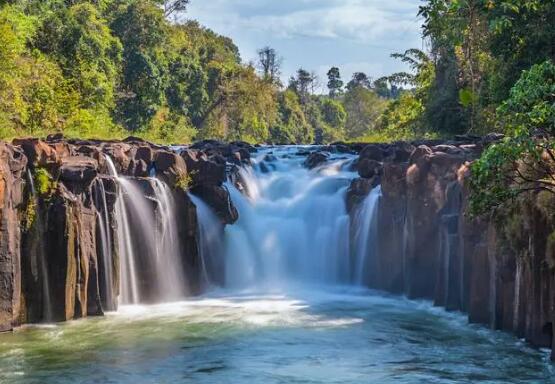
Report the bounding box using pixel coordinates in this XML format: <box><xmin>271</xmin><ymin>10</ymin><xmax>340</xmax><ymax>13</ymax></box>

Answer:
<box><xmin>222</xmin><ymin>147</ymin><xmax>357</xmax><ymax>289</ymax></box>
<box><xmin>105</xmin><ymin>157</ymin><xmax>185</xmax><ymax>304</ymax></box>
<box><xmin>151</xmin><ymin>179</ymin><xmax>186</xmax><ymax>299</ymax></box>
<box><xmin>93</xmin><ymin>179</ymin><xmax>115</xmax><ymax>311</ymax></box>
<box><xmin>106</xmin><ymin>157</ymin><xmax>140</xmax><ymax>304</ymax></box>
<box><xmin>188</xmin><ymin>194</ymin><xmax>224</xmax><ymax>286</ymax></box>
<box><xmin>352</xmin><ymin>186</ymin><xmax>382</xmax><ymax>285</ymax></box>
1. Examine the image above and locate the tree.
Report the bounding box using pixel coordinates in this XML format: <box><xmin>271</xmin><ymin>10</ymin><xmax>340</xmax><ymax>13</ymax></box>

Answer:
<box><xmin>35</xmin><ymin>3</ymin><xmax>122</xmax><ymax>113</ymax></box>
<box><xmin>257</xmin><ymin>46</ymin><xmax>282</xmax><ymax>85</ymax></box>
<box><xmin>327</xmin><ymin>67</ymin><xmax>343</xmax><ymax>98</ymax></box>
<box><xmin>201</xmin><ymin>64</ymin><xmax>278</xmax><ymax>143</ymax></box>
<box><xmin>319</xmin><ymin>97</ymin><xmax>346</xmax><ymax>142</ymax></box>
<box><xmin>346</xmin><ymin>72</ymin><xmax>372</xmax><ymax>91</ymax></box>
<box><xmin>271</xmin><ymin>89</ymin><xmax>312</xmax><ymax>144</ymax></box>
<box><xmin>161</xmin><ymin>0</ymin><xmax>190</xmax><ymax>17</ymax></box>
<box><xmin>469</xmin><ymin>61</ymin><xmax>555</xmax><ymax>215</ymax></box>
<box><xmin>343</xmin><ymin>87</ymin><xmax>387</xmax><ymax>139</ymax></box>
<box><xmin>111</xmin><ymin>0</ymin><xmax>169</xmax><ymax>131</ymax></box>
<box><xmin>288</xmin><ymin>68</ymin><xmax>313</xmax><ymax>104</ymax></box>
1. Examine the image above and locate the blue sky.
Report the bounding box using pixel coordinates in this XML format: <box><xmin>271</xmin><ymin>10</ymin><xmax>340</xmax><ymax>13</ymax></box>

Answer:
<box><xmin>184</xmin><ymin>0</ymin><xmax>424</xmax><ymax>90</ymax></box>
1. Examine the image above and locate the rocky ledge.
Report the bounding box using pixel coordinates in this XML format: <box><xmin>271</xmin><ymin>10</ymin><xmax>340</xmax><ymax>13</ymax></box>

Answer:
<box><xmin>347</xmin><ymin>134</ymin><xmax>555</xmax><ymax>360</ymax></box>
<box><xmin>0</xmin><ymin>135</ymin><xmax>252</xmax><ymax>329</ymax></box>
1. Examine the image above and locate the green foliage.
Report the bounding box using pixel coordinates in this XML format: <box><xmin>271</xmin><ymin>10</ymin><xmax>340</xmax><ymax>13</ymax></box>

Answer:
<box><xmin>270</xmin><ymin>90</ymin><xmax>312</xmax><ymax>144</ymax></box>
<box><xmin>318</xmin><ymin>98</ymin><xmax>346</xmax><ymax>143</ymax></box>
<box><xmin>22</xmin><ymin>197</ymin><xmax>37</xmax><ymax>232</ymax></box>
<box><xmin>469</xmin><ymin>61</ymin><xmax>555</xmax><ymax>215</ymax></box>
<box><xmin>1</xmin><ymin>0</ymin><xmax>553</xmax><ymax>152</ymax></box>
<box><xmin>175</xmin><ymin>171</ymin><xmax>194</xmax><ymax>191</ymax></box>
<box><xmin>327</xmin><ymin>67</ymin><xmax>343</xmax><ymax>98</ymax></box>
<box><xmin>343</xmin><ymin>87</ymin><xmax>387</xmax><ymax>140</ymax></box>
<box><xmin>34</xmin><ymin>167</ymin><xmax>56</xmax><ymax>198</ymax></box>
<box><xmin>111</xmin><ymin>0</ymin><xmax>168</xmax><ymax>131</ymax></box>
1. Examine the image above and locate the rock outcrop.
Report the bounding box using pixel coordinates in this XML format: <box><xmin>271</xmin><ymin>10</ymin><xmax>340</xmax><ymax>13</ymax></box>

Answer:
<box><xmin>0</xmin><ymin>136</ymin><xmax>243</xmax><ymax>328</ymax></box>
<box><xmin>350</xmin><ymin>136</ymin><xmax>555</xmax><ymax>360</ymax></box>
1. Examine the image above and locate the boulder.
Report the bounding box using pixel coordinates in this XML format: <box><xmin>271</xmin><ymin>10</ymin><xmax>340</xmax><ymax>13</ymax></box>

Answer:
<box><xmin>154</xmin><ymin>150</ymin><xmax>188</xmax><ymax>186</ymax></box>
<box><xmin>191</xmin><ymin>185</ymin><xmax>238</xmax><ymax>225</ymax></box>
<box><xmin>358</xmin><ymin>158</ymin><xmax>382</xmax><ymax>179</ymax></box>
<box><xmin>59</xmin><ymin>157</ymin><xmax>98</xmax><ymax>186</ymax></box>
<box><xmin>181</xmin><ymin>150</ymin><xmax>226</xmax><ymax>187</ymax></box>
<box><xmin>359</xmin><ymin>144</ymin><xmax>384</xmax><ymax>161</ymax></box>
<box><xmin>304</xmin><ymin>152</ymin><xmax>329</xmax><ymax>169</ymax></box>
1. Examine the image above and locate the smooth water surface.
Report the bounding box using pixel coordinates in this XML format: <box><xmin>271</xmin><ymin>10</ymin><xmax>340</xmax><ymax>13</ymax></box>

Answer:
<box><xmin>0</xmin><ymin>286</ymin><xmax>553</xmax><ymax>384</ymax></box>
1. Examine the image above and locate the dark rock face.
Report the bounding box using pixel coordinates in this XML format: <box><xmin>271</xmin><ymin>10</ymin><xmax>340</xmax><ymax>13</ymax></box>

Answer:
<box><xmin>0</xmin><ymin>143</ymin><xmax>26</xmax><ymax>331</ymax></box>
<box><xmin>304</xmin><ymin>152</ymin><xmax>329</xmax><ymax>169</ymax></box>
<box><xmin>350</xmin><ymin>137</ymin><xmax>555</xmax><ymax>359</ymax></box>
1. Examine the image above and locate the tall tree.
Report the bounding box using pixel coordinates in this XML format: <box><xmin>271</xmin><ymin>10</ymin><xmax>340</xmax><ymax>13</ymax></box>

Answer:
<box><xmin>288</xmin><ymin>68</ymin><xmax>313</xmax><ymax>104</ymax></box>
<box><xmin>111</xmin><ymin>0</ymin><xmax>169</xmax><ymax>131</ymax></box>
<box><xmin>257</xmin><ymin>46</ymin><xmax>282</xmax><ymax>85</ymax></box>
<box><xmin>162</xmin><ymin>0</ymin><xmax>190</xmax><ymax>17</ymax></box>
<box><xmin>346</xmin><ymin>72</ymin><xmax>372</xmax><ymax>91</ymax></box>
<box><xmin>326</xmin><ymin>67</ymin><xmax>343</xmax><ymax>98</ymax></box>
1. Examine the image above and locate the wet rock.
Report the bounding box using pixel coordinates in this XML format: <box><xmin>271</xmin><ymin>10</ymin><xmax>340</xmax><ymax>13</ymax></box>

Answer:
<box><xmin>181</xmin><ymin>150</ymin><xmax>226</xmax><ymax>187</ymax></box>
<box><xmin>191</xmin><ymin>185</ymin><xmax>238</xmax><ymax>225</ymax></box>
<box><xmin>358</xmin><ymin>158</ymin><xmax>383</xmax><ymax>179</ymax></box>
<box><xmin>154</xmin><ymin>150</ymin><xmax>188</xmax><ymax>187</ymax></box>
<box><xmin>304</xmin><ymin>152</ymin><xmax>329</xmax><ymax>169</ymax></box>
<box><xmin>346</xmin><ymin>177</ymin><xmax>380</xmax><ymax>213</ymax></box>
<box><xmin>0</xmin><ymin>143</ymin><xmax>26</xmax><ymax>331</ymax></box>
<box><xmin>386</xmin><ymin>142</ymin><xmax>415</xmax><ymax>162</ymax></box>
<box><xmin>12</xmin><ymin>138</ymin><xmax>69</xmax><ymax>170</ymax></box>
<box><xmin>59</xmin><ymin>157</ymin><xmax>98</xmax><ymax>186</ymax></box>
<box><xmin>359</xmin><ymin>144</ymin><xmax>384</xmax><ymax>162</ymax></box>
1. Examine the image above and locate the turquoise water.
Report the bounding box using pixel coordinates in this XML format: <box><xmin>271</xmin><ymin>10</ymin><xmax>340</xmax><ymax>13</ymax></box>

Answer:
<box><xmin>0</xmin><ymin>286</ymin><xmax>553</xmax><ymax>383</ymax></box>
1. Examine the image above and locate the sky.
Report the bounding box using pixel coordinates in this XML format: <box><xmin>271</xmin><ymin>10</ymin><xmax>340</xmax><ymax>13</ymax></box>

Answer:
<box><xmin>184</xmin><ymin>0</ymin><xmax>424</xmax><ymax>91</ymax></box>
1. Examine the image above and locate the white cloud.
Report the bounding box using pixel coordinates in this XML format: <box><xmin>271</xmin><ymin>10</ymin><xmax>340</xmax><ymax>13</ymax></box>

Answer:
<box><xmin>184</xmin><ymin>0</ymin><xmax>423</xmax><ymax>83</ymax></box>
<box><xmin>187</xmin><ymin>0</ymin><xmax>420</xmax><ymax>43</ymax></box>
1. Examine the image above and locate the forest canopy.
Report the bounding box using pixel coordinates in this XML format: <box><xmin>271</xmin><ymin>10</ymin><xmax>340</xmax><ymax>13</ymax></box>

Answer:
<box><xmin>0</xmin><ymin>0</ymin><xmax>553</xmax><ymax>150</ymax></box>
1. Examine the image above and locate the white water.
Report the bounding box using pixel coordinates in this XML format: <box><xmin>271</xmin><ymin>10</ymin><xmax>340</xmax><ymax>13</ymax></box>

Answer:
<box><xmin>151</xmin><ymin>179</ymin><xmax>186</xmax><ymax>299</ymax></box>
<box><xmin>188</xmin><ymin>194</ymin><xmax>224</xmax><ymax>286</ymax></box>
<box><xmin>105</xmin><ymin>157</ymin><xmax>185</xmax><ymax>304</ymax></box>
<box><xmin>352</xmin><ymin>185</ymin><xmax>382</xmax><ymax>285</ymax></box>
<box><xmin>220</xmin><ymin>146</ymin><xmax>360</xmax><ymax>289</ymax></box>
<box><xmin>94</xmin><ymin>179</ymin><xmax>115</xmax><ymax>311</ymax></box>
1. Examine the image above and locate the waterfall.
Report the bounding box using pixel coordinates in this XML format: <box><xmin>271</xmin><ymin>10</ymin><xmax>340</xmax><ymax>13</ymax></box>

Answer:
<box><xmin>188</xmin><ymin>194</ymin><xmax>224</xmax><ymax>286</ymax></box>
<box><xmin>106</xmin><ymin>157</ymin><xmax>140</xmax><ymax>304</ymax></box>
<box><xmin>352</xmin><ymin>186</ymin><xmax>382</xmax><ymax>285</ymax></box>
<box><xmin>151</xmin><ymin>179</ymin><xmax>186</xmax><ymax>299</ymax></box>
<box><xmin>105</xmin><ymin>157</ymin><xmax>185</xmax><ymax>304</ymax></box>
<box><xmin>93</xmin><ymin>179</ymin><xmax>115</xmax><ymax>311</ymax></box>
<box><xmin>222</xmin><ymin>147</ymin><xmax>355</xmax><ymax>289</ymax></box>
<box><xmin>26</xmin><ymin>169</ymin><xmax>53</xmax><ymax>322</ymax></box>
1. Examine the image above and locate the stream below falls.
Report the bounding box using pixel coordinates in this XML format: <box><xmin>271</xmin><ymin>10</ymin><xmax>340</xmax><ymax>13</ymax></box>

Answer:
<box><xmin>0</xmin><ymin>146</ymin><xmax>554</xmax><ymax>383</ymax></box>
<box><xmin>0</xmin><ymin>286</ymin><xmax>554</xmax><ymax>383</ymax></box>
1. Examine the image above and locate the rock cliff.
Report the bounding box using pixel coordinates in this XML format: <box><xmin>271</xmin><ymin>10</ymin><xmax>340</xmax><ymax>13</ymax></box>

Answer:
<box><xmin>0</xmin><ymin>136</ymin><xmax>248</xmax><ymax>329</ymax></box>
<box><xmin>350</xmin><ymin>135</ymin><xmax>555</xmax><ymax>360</ymax></box>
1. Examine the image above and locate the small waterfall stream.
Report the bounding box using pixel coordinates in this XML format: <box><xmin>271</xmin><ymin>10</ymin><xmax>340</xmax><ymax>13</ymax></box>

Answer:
<box><xmin>352</xmin><ymin>186</ymin><xmax>382</xmax><ymax>285</ymax></box>
<box><xmin>151</xmin><ymin>179</ymin><xmax>186</xmax><ymax>299</ymax></box>
<box><xmin>94</xmin><ymin>179</ymin><xmax>115</xmax><ymax>311</ymax></box>
<box><xmin>188</xmin><ymin>194</ymin><xmax>224</xmax><ymax>286</ymax></box>
<box><xmin>105</xmin><ymin>157</ymin><xmax>185</xmax><ymax>304</ymax></box>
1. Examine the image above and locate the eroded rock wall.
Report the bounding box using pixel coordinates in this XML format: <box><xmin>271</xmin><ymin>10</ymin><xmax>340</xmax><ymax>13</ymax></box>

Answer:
<box><xmin>0</xmin><ymin>136</ymin><xmax>249</xmax><ymax>329</ymax></box>
<box><xmin>351</xmin><ymin>136</ymin><xmax>555</xmax><ymax>358</ymax></box>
